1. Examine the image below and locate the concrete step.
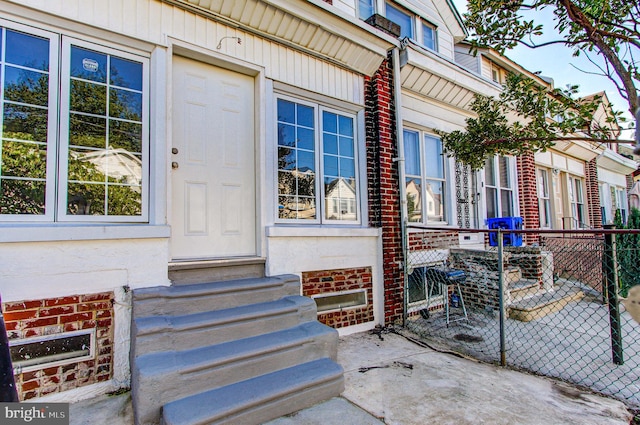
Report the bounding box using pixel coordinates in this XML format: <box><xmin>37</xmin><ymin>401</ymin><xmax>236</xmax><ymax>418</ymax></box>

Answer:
<box><xmin>168</xmin><ymin>257</ymin><xmax>266</xmax><ymax>285</ymax></box>
<box><xmin>508</xmin><ymin>286</ymin><xmax>584</xmax><ymax>322</ymax></box>
<box><xmin>131</xmin><ymin>296</ymin><xmax>318</xmax><ymax>358</ymax></box>
<box><xmin>161</xmin><ymin>358</ymin><xmax>344</xmax><ymax>425</ymax></box>
<box><xmin>132</xmin><ymin>322</ymin><xmax>338</xmax><ymax>425</ymax></box>
<box><xmin>132</xmin><ymin>275</ymin><xmax>300</xmax><ymax>319</ymax></box>
<box><xmin>508</xmin><ymin>279</ymin><xmax>541</xmax><ymax>304</ymax></box>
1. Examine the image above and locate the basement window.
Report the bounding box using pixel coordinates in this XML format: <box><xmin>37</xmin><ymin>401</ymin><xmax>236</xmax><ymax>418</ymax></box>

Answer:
<box><xmin>312</xmin><ymin>289</ymin><xmax>367</xmax><ymax>313</ymax></box>
<box><xmin>9</xmin><ymin>329</ymin><xmax>94</xmax><ymax>372</ymax></box>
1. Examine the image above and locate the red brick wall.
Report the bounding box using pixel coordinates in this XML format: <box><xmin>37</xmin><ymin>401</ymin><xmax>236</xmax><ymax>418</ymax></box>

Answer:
<box><xmin>517</xmin><ymin>152</ymin><xmax>539</xmax><ymax>244</ymax></box>
<box><xmin>2</xmin><ymin>292</ymin><xmax>114</xmax><ymax>400</ymax></box>
<box><xmin>302</xmin><ymin>267</ymin><xmax>373</xmax><ymax>329</ymax></box>
<box><xmin>586</xmin><ymin>158</ymin><xmax>602</xmax><ymax>229</ymax></box>
<box><xmin>408</xmin><ymin>231</ymin><xmax>459</xmax><ymax>251</ymax></box>
<box><xmin>365</xmin><ymin>55</ymin><xmax>403</xmax><ymax>325</ymax></box>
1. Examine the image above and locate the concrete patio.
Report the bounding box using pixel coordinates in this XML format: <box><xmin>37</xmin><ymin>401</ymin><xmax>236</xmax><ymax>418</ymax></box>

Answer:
<box><xmin>68</xmin><ymin>328</ymin><xmax>633</xmax><ymax>424</ymax></box>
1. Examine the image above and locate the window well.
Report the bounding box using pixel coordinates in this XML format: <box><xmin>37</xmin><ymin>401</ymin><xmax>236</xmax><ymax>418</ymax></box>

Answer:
<box><xmin>313</xmin><ymin>290</ymin><xmax>367</xmax><ymax>313</ymax></box>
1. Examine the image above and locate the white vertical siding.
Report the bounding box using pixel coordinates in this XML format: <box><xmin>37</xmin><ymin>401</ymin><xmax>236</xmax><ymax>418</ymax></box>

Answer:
<box><xmin>9</xmin><ymin>0</ymin><xmax>364</xmax><ymax>104</ymax></box>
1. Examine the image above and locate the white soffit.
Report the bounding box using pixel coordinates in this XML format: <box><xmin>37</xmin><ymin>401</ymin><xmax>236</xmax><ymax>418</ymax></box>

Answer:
<box><xmin>171</xmin><ymin>0</ymin><xmax>396</xmax><ymax>75</ymax></box>
<box><xmin>597</xmin><ymin>148</ymin><xmax>638</xmax><ymax>175</ymax></box>
<box><xmin>400</xmin><ymin>45</ymin><xmax>500</xmax><ymax>110</ymax></box>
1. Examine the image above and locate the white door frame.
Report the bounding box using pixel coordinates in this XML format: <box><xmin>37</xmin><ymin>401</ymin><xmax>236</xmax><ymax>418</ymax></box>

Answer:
<box><xmin>166</xmin><ymin>40</ymin><xmax>266</xmax><ymax>261</ymax></box>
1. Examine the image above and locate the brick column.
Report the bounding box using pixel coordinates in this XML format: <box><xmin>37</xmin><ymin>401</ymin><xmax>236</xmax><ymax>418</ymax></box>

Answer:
<box><xmin>365</xmin><ymin>55</ymin><xmax>403</xmax><ymax>325</ymax></box>
<box><xmin>586</xmin><ymin>158</ymin><xmax>602</xmax><ymax>228</ymax></box>
<box><xmin>516</xmin><ymin>152</ymin><xmax>539</xmax><ymax>244</ymax></box>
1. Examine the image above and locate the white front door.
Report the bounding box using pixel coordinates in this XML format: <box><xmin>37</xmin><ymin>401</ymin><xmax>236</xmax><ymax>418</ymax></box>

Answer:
<box><xmin>171</xmin><ymin>56</ymin><xmax>256</xmax><ymax>260</ymax></box>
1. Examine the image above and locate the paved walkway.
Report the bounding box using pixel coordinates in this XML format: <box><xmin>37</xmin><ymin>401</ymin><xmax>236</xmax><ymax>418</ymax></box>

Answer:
<box><xmin>69</xmin><ymin>329</ymin><xmax>633</xmax><ymax>424</ymax></box>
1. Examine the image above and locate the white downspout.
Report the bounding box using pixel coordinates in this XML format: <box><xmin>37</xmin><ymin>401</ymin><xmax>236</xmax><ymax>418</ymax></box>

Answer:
<box><xmin>390</xmin><ymin>47</ymin><xmax>409</xmax><ymax>325</ymax></box>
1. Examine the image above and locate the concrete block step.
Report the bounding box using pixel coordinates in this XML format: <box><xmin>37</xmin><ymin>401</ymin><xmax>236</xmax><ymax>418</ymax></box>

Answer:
<box><xmin>161</xmin><ymin>358</ymin><xmax>344</xmax><ymax>425</ymax></box>
<box><xmin>509</xmin><ymin>287</ymin><xmax>584</xmax><ymax>322</ymax></box>
<box><xmin>508</xmin><ymin>279</ymin><xmax>541</xmax><ymax>303</ymax></box>
<box><xmin>132</xmin><ymin>322</ymin><xmax>338</xmax><ymax>424</ymax></box>
<box><xmin>132</xmin><ymin>275</ymin><xmax>300</xmax><ymax>318</ymax></box>
<box><xmin>132</xmin><ymin>296</ymin><xmax>318</xmax><ymax>358</ymax></box>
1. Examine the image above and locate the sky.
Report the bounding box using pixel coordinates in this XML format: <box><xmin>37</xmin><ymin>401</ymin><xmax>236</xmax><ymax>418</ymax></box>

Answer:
<box><xmin>450</xmin><ymin>0</ymin><xmax>635</xmax><ymax>140</ymax></box>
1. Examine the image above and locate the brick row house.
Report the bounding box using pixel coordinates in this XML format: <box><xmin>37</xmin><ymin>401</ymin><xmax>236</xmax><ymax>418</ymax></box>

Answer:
<box><xmin>0</xmin><ymin>0</ymin><xmax>636</xmax><ymax>423</ymax></box>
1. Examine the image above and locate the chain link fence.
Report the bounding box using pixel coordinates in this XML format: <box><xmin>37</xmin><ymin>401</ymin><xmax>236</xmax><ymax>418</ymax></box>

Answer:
<box><xmin>404</xmin><ymin>226</ymin><xmax>640</xmax><ymax>410</ymax></box>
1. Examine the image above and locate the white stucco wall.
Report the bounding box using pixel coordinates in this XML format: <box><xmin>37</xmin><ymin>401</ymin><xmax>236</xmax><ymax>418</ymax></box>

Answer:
<box><xmin>265</xmin><ymin>227</ymin><xmax>384</xmax><ymax>335</ymax></box>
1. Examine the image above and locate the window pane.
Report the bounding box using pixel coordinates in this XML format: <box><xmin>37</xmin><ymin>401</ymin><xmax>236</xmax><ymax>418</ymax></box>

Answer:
<box><xmin>70</xmin><ymin>46</ymin><xmax>107</xmax><ymax>82</ymax></box>
<box><xmin>422</xmin><ymin>23</ymin><xmax>436</xmax><ymax>50</ymax></box>
<box><xmin>499</xmin><ymin>156</ymin><xmax>510</xmax><ymax>187</ymax></box>
<box><xmin>425</xmin><ymin>179</ymin><xmax>445</xmax><ymax>222</ymax></box>
<box><xmin>70</xmin><ymin>80</ymin><xmax>106</xmax><ymax>115</ymax></box>
<box><xmin>4</xmin><ymin>66</ymin><xmax>49</xmax><ymax>106</ymax></box>
<box><xmin>485</xmin><ymin>157</ymin><xmax>495</xmax><ymax>186</ymax></box>
<box><xmin>69</xmin><ymin>114</ymin><xmax>106</xmax><ymax>149</ymax></box>
<box><xmin>424</xmin><ymin>135</ymin><xmax>443</xmax><ymax>178</ymax></box>
<box><xmin>5</xmin><ymin>30</ymin><xmax>49</xmax><ymax>71</ymax></box>
<box><xmin>501</xmin><ymin>189</ymin><xmax>513</xmax><ymax>217</ymax></box>
<box><xmin>110</xmin><ymin>120</ymin><xmax>142</xmax><ymax>153</ymax></box>
<box><xmin>297</xmin><ymin>104</ymin><xmax>314</xmax><ymax>128</ymax></box>
<box><xmin>324</xmin><ymin>155</ymin><xmax>339</xmax><ymax>176</ymax></box>
<box><xmin>107</xmin><ymin>185</ymin><xmax>142</xmax><ymax>215</ymax></box>
<box><xmin>358</xmin><ymin>0</ymin><xmax>375</xmax><ymax>20</ymax></box>
<box><xmin>323</xmin><ymin>133</ymin><xmax>338</xmax><ymax>155</ymax></box>
<box><xmin>486</xmin><ymin>187</ymin><xmax>497</xmax><ymax>219</ymax></box>
<box><xmin>386</xmin><ymin>4</ymin><xmax>413</xmax><ymax>39</ymax></box>
<box><xmin>406</xmin><ymin>177</ymin><xmax>422</xmax><ymax>222</ymax></box>
<box><xmin>110</xmin><ymin>57</ymin><xmax>143</xmax><ymax>91</ymax></box>
<box><xmin>66</xmin><ymin>182</ymin><xmax>105</xmax><ymax>215</ymax></box>
<box><xmin>1</xmin><ymin>140</ymin><xmax>47</xmax><ymax>179</ymax></box>
<box><xmin>339</xmin><ymin>136</ymin><xmax>354</xmax><ymax>157</ymax></box>
<box><xmin>278</xmin><ymin>147</ymin><xmax>296</xmax><ymax>171</ymax></box>
<box><xmin>3</xmin><ymin>104</ymin><xmax>48</xmax><ymax>142</ymax></box>
<box><xmin>322</xmin><ymin>111</ymin><xmax>357</xmax><ymax>221</ymax></box>
<box><xmin>278</xmin><ymin>123</ymin><xmax>295</xmax><ymax>147</ymax></box>
<box><xmin>277</xmin><ymin>99</ymin><xmax>295</xmax><ymax>123</ymax></box>
<box><xmin>0</xmin><ymin>179</ymin><xmax>46</xmax><ymax>214</ymax></box>
<box><xmin>109</xmin><ymin>88</ymin><xmax>142</xmax><ymax>120</ymax></box>
<box><xmin>403</xmin><ymin>130</ymin><xmax>420</xmax><ymax>176</ymax></box>
<box><xmin>297</xmin><ymin>128</ymin><xmax>314</xmax><ymax>150</ymax></box>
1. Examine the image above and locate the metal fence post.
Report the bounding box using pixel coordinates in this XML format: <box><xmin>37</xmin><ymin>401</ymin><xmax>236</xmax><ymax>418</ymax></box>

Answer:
<box><xmin>603</xmin><ymin>225</ymin><xmax>624</xmax><ymax>365</ymax></box>
<box><xmin>498</xmin><ymin>228</ymin><xmax>506</xmax><ymax>367</ymax></box>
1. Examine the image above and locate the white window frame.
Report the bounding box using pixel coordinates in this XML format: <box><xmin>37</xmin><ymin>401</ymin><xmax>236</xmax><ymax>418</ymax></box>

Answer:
<box><xmin>568</xmin><ymin>175</ymin><xmax>586</xmax><ymax>229</ymax></box>
<box><xmin>385</xmin><ymin>2</ymin><xmax>438</xmax><ymax>51</ymax></box>
<box><xmin>483</xmin><ymin>155</ymin><xmax>516</xmax><ymax>220</ymax></box>
<box><xmin>537</xmin><ymin>168</ymin><xmax>552</xmax><ymax>229</ymax></box>
<box><xmin>274</xmin><ymin>93</ymin><xmax>361</xmax><ymax>225</ymax></box>
<box><xmin>404</xmin><ymin>129</ymin><xmax>449</xmax><ymax>226</ymax></box>
<box><xmin>0</xmin><ymin>21</ymin><xmax>150</xmax><ymax>223</ymax></box>
<box><xmin>58</xmin><ymin>37</ymin><xmax>149</xmax><ymax>223</ymax></box>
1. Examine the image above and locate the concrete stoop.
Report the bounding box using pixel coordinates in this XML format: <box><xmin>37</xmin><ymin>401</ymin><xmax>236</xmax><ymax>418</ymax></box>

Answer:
<box><xmin>508</xmin><ymin>285</ymin><xmax>584</xmax><ymax>322</ymax></box>
<box><xmin>131</xmin><ymin>275</ymin><xmax>344</xmax><ymax>425</ymax></box>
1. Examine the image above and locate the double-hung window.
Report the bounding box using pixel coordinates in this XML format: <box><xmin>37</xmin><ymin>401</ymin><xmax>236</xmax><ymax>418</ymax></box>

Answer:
<box><xmin>404</xmin><ymin>130</ymin><xmax>447</xmax><ymax>224</ymax></box>
<box><xmin>537</xmin><ymin>168</ymin><xmax>551</xmax><ymax>228</ymax></box>
<box><xmin>276</xmin><ymin>96</ymin><xmax>359</xmax><ymax>224</ymax></box>
<box><xmin>422</xmin><ymin>22</ymin><xmax>437</xmax><ymax>51</ymax></box>
<box><xmin>484</xmin><ymin>156</ymin><xmax>514</xmax><ymax>219</ymax></box>
<box><xmin>385</xmin><ymin>3</ymin><xmax>438</xmax><ymax>51</ymax></box>
<box><xmin>0</xmin><ymin>22</ymin><xmax>149</xmax><ymax>222</ymax></box>
<box><xmin>569</xmin><ymin>176</ymin><xmax>586</xmax><ymax>228</ymax></box>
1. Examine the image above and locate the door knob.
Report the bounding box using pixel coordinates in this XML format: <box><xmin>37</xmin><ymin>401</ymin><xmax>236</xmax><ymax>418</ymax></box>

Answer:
<box><xmin>172</xmin><ymin>148</ymin><xmax>179</xmax><ymax>154</ymax></box>
<box><xmin>172</xmin><ymin>161</ymin><xmax>179</xmax><ymax>169</ymax></box>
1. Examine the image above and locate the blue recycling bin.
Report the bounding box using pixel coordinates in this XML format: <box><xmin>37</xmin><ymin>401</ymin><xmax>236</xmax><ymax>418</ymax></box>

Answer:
<box><xmin>486</xmin><ymin>216</ymin><xmax>523</xmax><ymax>247</ymax></box>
